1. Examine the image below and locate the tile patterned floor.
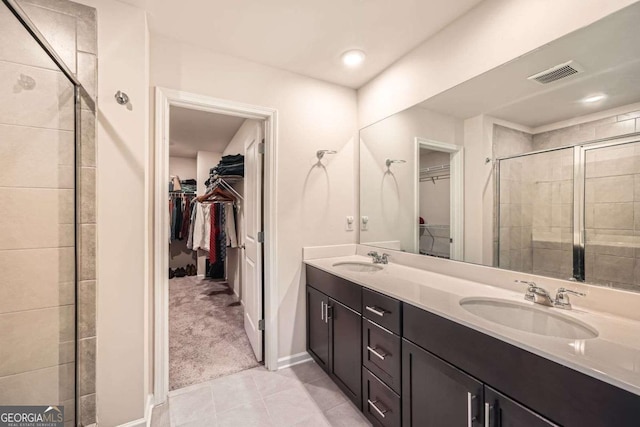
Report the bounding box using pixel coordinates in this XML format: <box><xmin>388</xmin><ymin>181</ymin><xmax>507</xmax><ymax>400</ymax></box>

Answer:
<box><xmin>150</xmin><ymin>360</ymin><xmax>372</xmax><ymax>427</ymax></box>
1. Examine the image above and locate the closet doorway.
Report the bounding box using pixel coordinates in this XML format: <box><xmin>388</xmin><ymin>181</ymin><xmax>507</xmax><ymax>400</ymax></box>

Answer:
<box><xmin>154</xmin><ymin>88</ymin><xmax>278</xmax><ymax>403</ymax></box>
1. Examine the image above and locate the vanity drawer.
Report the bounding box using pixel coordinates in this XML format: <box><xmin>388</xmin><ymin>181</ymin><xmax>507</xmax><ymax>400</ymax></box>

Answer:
<box><xmin>363</xmin><ymin>288</ymin><xmax>401</xmax><ymax>334</ymax></box>
<box><xmin>362</xmin><ymin>367</ymin><xmax>401</xmax><ymax>427</ymax></box>
<box><xmin>306</xmin><ymin>265</ymin><xmax>362</xmax><ymax>313</ymax></box>
<box><xmin>363</xmin><ymin>319</ymin><xmax>401</xmax><ymax>394</ymax></box>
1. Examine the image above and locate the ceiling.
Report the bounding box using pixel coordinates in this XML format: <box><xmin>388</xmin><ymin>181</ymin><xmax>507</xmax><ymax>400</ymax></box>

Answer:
<box><xmin>169</xmin><ymin>106</ymin><xmax>245</xmax><ymax>158</ymax></box>
<box><xmin>419</xmin><ymin>3</ymin><xmax>640</xmax><ymax>128</ymax></box>
<box><xmin>138</xmin><ymin>0</ymin><xmax>483</xmax><ymax>88</ymax></box>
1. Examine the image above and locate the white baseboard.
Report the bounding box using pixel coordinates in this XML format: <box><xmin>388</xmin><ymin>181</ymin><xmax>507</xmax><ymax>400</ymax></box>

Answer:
<box><xmin>277</xmin><ymin>351</ymin><xmax>312</xmax><ymax>369</ymax></box>
<box><xmin>117</xmin><ymin>394</ymin><xmax>154</xmax><ymax>427</ymax></box>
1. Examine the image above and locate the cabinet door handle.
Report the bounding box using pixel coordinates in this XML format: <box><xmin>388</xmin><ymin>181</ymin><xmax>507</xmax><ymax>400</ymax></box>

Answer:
<box><xmin>484</xmin><ymin>403</ymin><xmax>492</xmax><ymax>427</ymax></box>
<box><xmin>467</xmin><ymin>393</ymin><xmax>477</xmax><ymax>427</ymax></box>
<box><xmin>326</xmin><ymin>304</ymin><xmax>332</xmax><ymax>322</ymax></box>
<box><xmin>365</xmin><ymin>305</ymin><xmax>386</xmax><ymax>317</ymax></box>
<box><xmin>367</xmin><ymin>346</ymin><xmax>387</xmax><ymax>360</ymax></box>
<box><xmin>321</xmin><ymin>301</ymin><xmax>324</xmax><ymax>321</ymax></box>
<box><xmin>367</xmin><ymin>399</ymin><xmax>388</xmax><ymax>418</ymax></box>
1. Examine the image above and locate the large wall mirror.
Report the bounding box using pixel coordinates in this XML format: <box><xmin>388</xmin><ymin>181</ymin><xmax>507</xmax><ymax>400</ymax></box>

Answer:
<box><xmin>359</xmin><ymin>2</ymin><xmax>640</xmax><ymax>292</ymax></box>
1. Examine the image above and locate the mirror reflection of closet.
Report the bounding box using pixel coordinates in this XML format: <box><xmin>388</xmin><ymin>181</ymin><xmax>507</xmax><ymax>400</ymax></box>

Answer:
<box><xmin>418</xmin><ymin>148</ymin><xmax>451</xmax><ymax>258</ymax></box>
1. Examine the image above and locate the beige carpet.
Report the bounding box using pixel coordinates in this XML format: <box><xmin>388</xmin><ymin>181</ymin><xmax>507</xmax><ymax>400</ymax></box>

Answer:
<box><xmin>169</xmin><ymin>276</ymin><xmax>260</xmax><ymax>391</ymax></box>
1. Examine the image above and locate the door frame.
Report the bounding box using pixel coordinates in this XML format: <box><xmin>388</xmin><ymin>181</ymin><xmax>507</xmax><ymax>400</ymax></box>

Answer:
<box><xmin>414</xmin><ymin>137</ymin><xmax>464</xmax><ymax>260</ymax></box>
<box><xmin>153</xmin><ymin>87</ymin><xmax>279</xmax><ymax>404</ymax></box>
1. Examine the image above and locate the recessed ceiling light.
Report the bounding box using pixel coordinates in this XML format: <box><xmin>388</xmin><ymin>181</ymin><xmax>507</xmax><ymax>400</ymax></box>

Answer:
<box><xmin>341</xmin><ymin>49</ymin><xmax>366</xmax><ymax>67</ymax></box>
<box><xmin>582</xmin><ymin>94</ymin><xmax>607</xmax><ymax>104</ymax></box>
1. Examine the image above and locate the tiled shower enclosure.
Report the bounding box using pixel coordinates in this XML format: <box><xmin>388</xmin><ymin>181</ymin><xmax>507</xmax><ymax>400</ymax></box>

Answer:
<box><xmin>0</xmin><ymin>0</ymin><xmax>97</xmax><ymax>425</ymax></box>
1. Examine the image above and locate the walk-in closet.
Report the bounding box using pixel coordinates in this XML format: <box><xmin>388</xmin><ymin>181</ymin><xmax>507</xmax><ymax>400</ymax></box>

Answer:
<box><xmin>167</xmin><ymin>106</ymin><xmax>265</xmax><ymax>391</ymax></box>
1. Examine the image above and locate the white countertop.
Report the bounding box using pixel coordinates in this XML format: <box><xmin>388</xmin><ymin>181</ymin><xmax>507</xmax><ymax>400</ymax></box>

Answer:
<box><xmin>304</xmin><ymin>254</ymin><xmax>640</xmax><ymax>397</ymax></box>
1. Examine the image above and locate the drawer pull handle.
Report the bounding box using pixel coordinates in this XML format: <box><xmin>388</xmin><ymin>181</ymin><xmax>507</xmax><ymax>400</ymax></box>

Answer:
<box><xmin>365</xmin><ymin>305</ymin><xmax>386</xmax><ymax>317</ymax></box>
<box><xmin>484</xmin><ymin>403</ymin><xmax>492</xmax><ymax>427</ymax></box>
<box><xmin>367</xmin><ymin>399</ymin><xmax>388</xmax><ymax>418</ymax></box>
<box><xmin>321</xmin><ymin>301</ymin><xmax>324</xmax><ymax>321</ymax></box>
<box><xmin>367</xmin><ymin>346</ymin><xmax>387</xmax><ymax>360</ymax></box>
<box><xmin>468</xmin><ymin>392</ymin><xmax>477</xmax><ymax>427</ymax></box>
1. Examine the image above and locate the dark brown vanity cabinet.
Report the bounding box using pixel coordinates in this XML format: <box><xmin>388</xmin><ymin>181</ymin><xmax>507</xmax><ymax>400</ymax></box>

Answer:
<box><xmin>306</xmin><ymin>266</ymin><xmax>362</xmax><ymax>408</ymax></box>
<box><xmin>306</xmin><ymin>285</ymin><xmax>329</xmax><ymax>369</ymax></box>
<box><xmin>402</xmin><ymin>339</ymin><xmax>483</xmax><ymax>427</ymax></box>
<box><xmin>306</xmin><ymin>266</ymin><xmax>640</xmax><ymax>427</ymax></box>
<box><xmin>484</xmin><ymin>387</ymin><xmax>557</xmax><ymax>427</ymax></box>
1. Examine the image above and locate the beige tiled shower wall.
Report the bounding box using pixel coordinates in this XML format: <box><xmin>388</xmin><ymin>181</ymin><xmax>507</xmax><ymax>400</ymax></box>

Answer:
<box><xmin>6</xmin><ymin>0</ymin><xmax>97</xmax><ymax>424</ymax></box>
<box><xmin>583</xmin><ymin>143</ymin><xmax>640</xmax><ymax>291</ymax></box>
<box><xmin>494</xmin><ymin>125</ymin><xmax>534</xmax><ymax>273</ymax></box>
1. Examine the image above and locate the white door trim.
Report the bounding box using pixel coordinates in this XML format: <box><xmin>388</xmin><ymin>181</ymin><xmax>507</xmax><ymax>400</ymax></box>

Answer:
<box><xmin>414</xmin><ymin>137</ymin><xmax>464</xmax><ymax>260</ymax></box>
<box><xmin>153</xmin><ymin>87</ymin><xmax>279</xmax><ymax>404</ymax></box>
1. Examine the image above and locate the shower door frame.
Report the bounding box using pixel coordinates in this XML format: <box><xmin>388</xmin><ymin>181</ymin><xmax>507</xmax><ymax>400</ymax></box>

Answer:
<box><xmin>495</xmin><ymin>133</ymin><xmax>640</xmax><ymax>283</ymax></box>
<box><xmin>2</xmin><ymin>0</ymin><xmax>83</xmax><ymax>424</ymax></box>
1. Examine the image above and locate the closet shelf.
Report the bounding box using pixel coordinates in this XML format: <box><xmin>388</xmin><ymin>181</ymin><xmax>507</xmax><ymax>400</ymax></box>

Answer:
<box><xmin>420</xmin><ymin>224</ymin><xmax>449</xmax><ymax>229</ymax></box>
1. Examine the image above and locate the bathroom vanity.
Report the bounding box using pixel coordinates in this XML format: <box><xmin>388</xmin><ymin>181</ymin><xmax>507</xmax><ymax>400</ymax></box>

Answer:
<box><xmin>304</xmin><ymin>256</ymin><xmax>640</xmax><ymax>427</ymax></box>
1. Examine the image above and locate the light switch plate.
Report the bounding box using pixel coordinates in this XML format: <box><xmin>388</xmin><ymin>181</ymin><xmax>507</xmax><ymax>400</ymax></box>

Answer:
<box><xmin>361</xmin><ymin>216</ymin><xmax>369</xmax><ymax>231</ymax></box>
<box><xmin>346</xmin><ymin>216</ymin><xmax>354</xmax><ymax>231</ymax></box>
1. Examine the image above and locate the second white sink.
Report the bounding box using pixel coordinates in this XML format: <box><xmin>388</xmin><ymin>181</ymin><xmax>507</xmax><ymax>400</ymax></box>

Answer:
<box><xmin>460</xmin><ymin>297</ymin><xmax>598</xmax><ymax>340</ymax></box>
<box><xmin>332</xmin><ymin>261</ymin><xmax>383</xmax><ymax>273</ymax></box>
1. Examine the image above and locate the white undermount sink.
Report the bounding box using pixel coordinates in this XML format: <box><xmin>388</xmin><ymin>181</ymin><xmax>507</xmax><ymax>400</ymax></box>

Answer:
<box><xmin>332</xmin><ymin>261</ymin><xmax>383</xmax><ymax>273</ymax></box>
<box><xmin>460</xmin><ymin>297</ymin><xmax>598</xmax><ymax>340</ymax></box>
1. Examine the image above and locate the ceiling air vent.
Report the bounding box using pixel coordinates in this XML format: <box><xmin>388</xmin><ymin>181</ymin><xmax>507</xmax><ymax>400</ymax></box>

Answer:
<box><xmin>527</xmin><ymin>61</ymin><xmax>584</xmax><ymax>84</ymax></box>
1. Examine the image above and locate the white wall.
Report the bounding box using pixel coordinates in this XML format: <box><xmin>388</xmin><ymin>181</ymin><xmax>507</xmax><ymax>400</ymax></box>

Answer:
<box><xmin>151</xmin><ymin>33</ymin><xmax>358</xmax><ymax>360</ymax></box>
<box><xmin>169</xmin><ymin>156</ymin><xmax>196</xmax><ymax>181</ymax></box>
<box><xmin>196</xmin><ymin>150</ymin><xmax>222</xmax><ymax>274</ymax></box>
<box><xmin>357</xmin><ymin>0</ymin><xmax>638</xmax><ymax>127</ymax></box>
<box><xmin>73</xmin><ymin>0</ymin><xmax>151</xmax><ymax>425</ymax></box>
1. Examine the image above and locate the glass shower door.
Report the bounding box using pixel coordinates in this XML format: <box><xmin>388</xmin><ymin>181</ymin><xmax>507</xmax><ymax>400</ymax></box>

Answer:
<box><xmin>497</xmin><ymin>147</ymin><xmax>574</xmax><ymax>280</ymax></box>
<box><xmin>583</xmin><ymin>140</ymin><xmax>640</xmax><ymax>289</ymax></box>
<box><xmin>0</xmin><ymin>2</ymin><xmax>76</xmax><ymax>425</ymax></box>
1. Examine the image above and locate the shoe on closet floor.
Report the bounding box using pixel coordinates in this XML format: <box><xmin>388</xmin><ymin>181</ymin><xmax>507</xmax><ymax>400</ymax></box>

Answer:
<box><xmin>169</xmin><ymin>268</ymin><xmax>175</xmax><ymax>279</ymax></box>
<box><xmin>187</xmin><ymin>264</ymin><xmax>197</xmax><ymax>276</ymax></box>
<box><xmin>175</xmin><ymin>267</ymin><xmax>186</xmax><ymax>277</ymax></box>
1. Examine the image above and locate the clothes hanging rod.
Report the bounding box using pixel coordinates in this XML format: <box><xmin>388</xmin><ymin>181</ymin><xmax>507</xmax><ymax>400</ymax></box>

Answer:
<box><xmin>420</xmin><ymin>175</ymin><xmax>450</xmax><ymax>182</ymax></box>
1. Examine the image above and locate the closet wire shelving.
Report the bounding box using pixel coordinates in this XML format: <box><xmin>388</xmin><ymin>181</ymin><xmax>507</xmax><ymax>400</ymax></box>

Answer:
<box><xmin>204</xmin><ymin>175</ymin><xmax>244</xmax><ymax>203</ymax></box>
<box><xmin>420</xmin><ymin>163</ymin><xmax>450</xmax><ymax>183</ymax></box>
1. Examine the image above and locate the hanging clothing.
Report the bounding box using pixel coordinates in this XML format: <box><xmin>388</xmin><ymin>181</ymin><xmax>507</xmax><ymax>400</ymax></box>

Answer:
<box><xmin>191</xmin><ymin>202</ymin><xmax>208</xmax><ymax>251</ymax></box>
<box><xmin>208</xmin><ymin>202</ymin><xmax>226</xmax><ymax>279</ymax></box>
<box><xmin>180</xmin><ymin>197</ymin><xmax>192</xmax><ymax>240</ymax></box>
<box><xmin>169</xmin><ymin>198</ymin><xmax>174</xmax><ymax>243</ymax></box>
<box><xmin>219</xmin><ymin>204</ymin><xmax>227</xmax><ymax>260</ymax></box>
<box><xmin>225</xmin><ymin>203</ymin><xmax>238</xmax><ymax>248</ymax></box>
<box><xmin>201</xmin><ymin>202</ymin><xmax>211</xmax><ymax>251</ymax></box>
<box><xmin>209</xmin><ymin>204</ymin><xmax>218</xmax><ymax>263</ymax></box>
<box><xmin>186</xmin><ymin>201</ymin><xmax>197</xmax><ymax>249</ymax></box>
<box><xmin>170</xmin><ymin>199</ymin><xmax>178</xmax><ymax>241</ymax></box>
<box><xmin>174</xmin><ymin>197</ymin><xmax>183</xmax><ymax>240</ymax></box>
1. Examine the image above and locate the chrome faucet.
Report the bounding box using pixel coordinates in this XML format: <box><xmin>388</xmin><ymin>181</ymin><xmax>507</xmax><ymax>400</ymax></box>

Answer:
<box><xmin>367</xmin><ymin>251</ymin><xmax>390</xmax><ymax>264</ymax></box>
<box><xmin>515</xmin><ymin>280</ymin><xmax>554</xmax><ymax>307</ymax></box>
<box><xmin>553</xmin><ymin>287</ymin><xmax>586</xmax><ymax>310</ymax></box>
